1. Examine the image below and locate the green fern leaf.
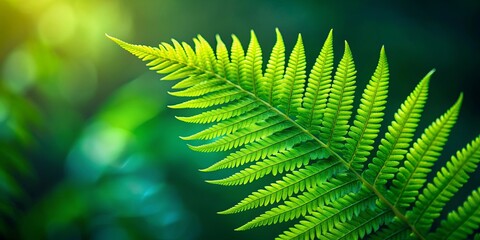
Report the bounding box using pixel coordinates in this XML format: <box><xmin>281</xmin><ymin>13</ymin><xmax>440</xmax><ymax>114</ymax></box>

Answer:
<box><xmin>261</xmin><ymin>28</ymin><xmax>285</xmax><ymax>103</ymax></box>
<box><xmin>320</xmin><ymin>41</ymin><xmax>356</xmax><ymax>151</ymax></box>
<box><xmin>365</xmin><ymin>70</ymin><xmax>431</xmax><ymax>187</ymax></box>
<box><xmin>369</xmin><ymin>220</ymin><xmax>411</xmax><ymax>240</ymax></box>
<box><xmin>229</xmin><ymin>34</ymin><xmax>245</xmax><ymax>84</ymax></box>
<box><xmin>331</xmin><ymin>208</ymin><xmax>395</xmax><ymax>240</ymax></box>
<box><xmin>109</xmin><ymin>29</ymin><xmax>480</xmax><ymax>240</ymax></box>
<box><xmin>219</xmin><ymin>161</ymin><xmax>341</xmax><ymax>214</ymax></box>
<box><xmin>278</xmin><ymin>189</ymin><xmax>379</xmax><ymax>240</ymax></box>
<box><xmin>175</xmin><ymin>98</ymin><xmax>259</xmax><ymax>124</ymax></box>
<box><xmin>237</xmin><ymin>174</ymin><xmax>360</xmax><ymax>230</ymax></box>
<box><xmin>201</xmin><ymin>129</ymin><xmax>309</xmax><ymax>171</ymax></box>
<box><xmin>241</xmin><ymin>30</ymin><xmax>263</xmax><ymax>94</ymax></box>
<box><xmin>409</xmin><ymin>135</ymin><xmax>480</xmax><ymax>233</ymax></box>
<box><xmin>214</xmin><ymin>35</ymin><xmax>230</xmax><ymax>78</ymax></box>
<box><xmin>274</xmin><ymin>33</ymin><xmax>306</xmax><ymax>116</ymax></box>
<box><xmin>429</xmin><ymin>187</ymin><xmax>480</xmax><ymax>239</ymax></box>
<box><xmin>208</xmin><ymin>142</ymin><xmax>322</xmax><ymax>186</ymax></box>
<box><xmin>391</xmin><ymin>94</ymin><xmax>463</xmax><ymax>208</ymax></box>
<box><xmin>297</xmin><ymin>29</ymin><xmax>334</xmax><ymax>134</ymax></box>
<box><xmin>195</xmin><ymin>35</ymin><xmax>216</xmax><ymax>72</ymax></box>
<box><xmin>345</xmin><ymin>46</ymin><xmax>389</xmax><ymax>171</ymax></box>
<box><xmin>181</xmin><ymin>107</ymin><xmax>273</xmax><ymax>140</ymax></box>
<box><xmin>168</xmin><ymin>88</ymin><xmax>243</xmax><ymax>109</ymax></box>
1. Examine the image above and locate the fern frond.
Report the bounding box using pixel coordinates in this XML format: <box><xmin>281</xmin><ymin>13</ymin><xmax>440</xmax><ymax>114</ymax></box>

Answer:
<box><xmin>215</xmin><ymin>35</ymin><xmax>230</xmax><ymax>78</ymax></box>
<box><xmin>429</xmin><ymin>187</ymin><xmax>480</xmax><ymax>240</ymax></box>
<box><xmin>219</xmin><ymin>161</ymin><xmax>342</xmax><ymax>214</ymax></box>
<box><xmin>168</xmin><ymin>88</ymin><xmax>243</xmax><ymax>109</ymax></box>
<box><xmin>237</xmin><ymin>174</ymin><xmax>360</xmax><ymax>230</ymax></box>
<box><xmin>274</xmin><ymin>34</ymin><xmax>306</xmax><ymax>116</ymax></box>
<box><xmin>297</xmin><ymin>29</ymin><xmax>334</xmax><ymax>134</ymax></box>
<box><xmin>168</xmin><ymin>79</ymin><xmax>232</xmax><ymax>97</ymax></box>
<box><xmin>229</xmin><ymin>34</ymin><xmax>245</xmax><ymax>84</ymax></box>
<box><xmin>201</xmin><ymin>128</ymin><xmax>309</xmax><ymax>172</ymax></box>
<box><xmin>345</xmin><ymin>46</ymin><xmax>389</xmax><ymax>171</ymax></box>
<box><xmin>391</xmin><ymin>94</ymin><xmax>463</xmax><ymax>208</ymax></box>
<box><xmin>241</xmin><ymin>30</ymin><xmax>263</xmax><ymax>94</ymax></box>
<box><xmin>330</xmin><ymin>208</ymin><xmax>394</xmax><ymax>240</ymax></box>
<box><xmin>277</xmin><ymin>189</ymin><xmax>378</xmax><ymax>240</ymax></box>
<box><xmin>261</xmin><ymin>28</ymin><xmax>285</xmax><ymax>103</ymax></box>
<box><xmin>208</xmin><ymin>142</ymin><xmax>322</xmax><ymax>185</ymax></box>
<box><xmin>320</xmin><ymin>40</ymin><xmax>356</xmax><ymax>151</ymax></box>
<box><xmin>176</xmin><ymin>98</ymin><xmax>259</xmax><ymax>124</ymax></box>
<box><xmin>408</xmin><ymin>135</ymin><xmax>480</xmax><ymax>233</ymax></box>
<box><xmin>171</xmin><ymin>74</ymin><xmax>208</xmax><ymax>89</ymax></box>
<box><xmin>110</xmin><ymin>29</ymin><xmax>479</xmax><ymax>240</ymax></box>
<box><xmin>181</xmin><ymin>107</ymin><xmax>272</xmax><ymax>140</ymax></box>
<box><xmin>365</xmin><ymin>70</ymin><xmax>431</xmax><ymax>187</ymax></box>
<box><xmin>369</xmin><ymin>220</ymin><xmax>411</xmax><ymax>240</ymax></box>
<box><xmin>189</xmin><ymin>117</ymin><xmax>292</xmax><ymax>152</ymax></box>
<box><xmin>194</xmin><ymin>35</ymin><xmax>216</xmax><ymax>72</ymax></box>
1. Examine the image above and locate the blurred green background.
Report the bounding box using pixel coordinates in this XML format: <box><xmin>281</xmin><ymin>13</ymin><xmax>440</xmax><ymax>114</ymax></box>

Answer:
<box><xmin>0</xmin><ymin>0</ymin><xmax>479</xmax><ymax>239</ymax></box>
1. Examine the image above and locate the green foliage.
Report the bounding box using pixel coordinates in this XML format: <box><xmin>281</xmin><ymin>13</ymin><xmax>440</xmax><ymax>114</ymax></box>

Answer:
<box><xmin>0</xmin><ymin>84</ymin><xmax>37</xmax><ymax>235</ymax></box>
<box><xmin>109</xmin><ymin>29</ymin><xmax>480</xmax><ymax>239</ymax></box>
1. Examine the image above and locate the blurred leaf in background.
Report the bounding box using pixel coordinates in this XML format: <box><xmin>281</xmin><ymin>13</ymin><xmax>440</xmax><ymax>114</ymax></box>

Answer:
<box><xmin>0</xmin><ymin>0</ymin><xmax>479</xmax><ymax>239</ymax></box>
<box><xmin>0</xmin><ymin>82</ymin><xmax>38</xmax><ymax>236</ymax></box>
<box><xmin>19</xmin><ymin>75</ymin><xmax>203</xmax><ymax>239</ymax></box>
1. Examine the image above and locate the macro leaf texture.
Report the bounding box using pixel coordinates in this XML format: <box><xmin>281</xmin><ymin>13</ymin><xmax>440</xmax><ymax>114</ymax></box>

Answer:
<box><xmin>109</xmin><ymin>28</ymin><xmax>480</xmax><ymax>239</ymax></box>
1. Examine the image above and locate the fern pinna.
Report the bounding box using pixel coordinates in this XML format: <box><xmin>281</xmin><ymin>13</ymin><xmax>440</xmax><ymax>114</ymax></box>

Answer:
<box><xmin>109</xmin><ymin>29</ymin><xmax>480</xmax><ymax>240</ymax></box>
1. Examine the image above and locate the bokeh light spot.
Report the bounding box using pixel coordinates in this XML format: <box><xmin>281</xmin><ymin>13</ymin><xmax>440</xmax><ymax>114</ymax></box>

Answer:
<box><xmin>80</xmin><ymin>123</ymin><xmax>130</xmax><ymax>166</ymax></box>
<box><xmin>67</xmin><ymin>122</ymin><xmax>132</xmax><ymax>182</ymax></box>
<box><xmin>1</xmin><ymin>47</ymin><xmax>37</xmax><ymax>93</ymax></box>
<box><xmin>37</xmin><ymin>2</ymin><xmax>76</xmax><ymax>46</ymax></box>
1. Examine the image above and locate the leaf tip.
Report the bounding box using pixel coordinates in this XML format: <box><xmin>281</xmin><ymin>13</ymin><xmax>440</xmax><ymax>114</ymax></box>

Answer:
<box><xmin>379</xmin><ymin>45</ymin><xmax>388</xmax><ymax>65</ymax></box>
<box><xmin>231</xmin><ymin>34</ymin><xmax>242</xmax><ymax>46</ymax></box>
<box><xmin>234</xmin><ymin>225</ymin><xmax>248</xmax><ymax>231</ymax></box>
<box><xmin>106</xmin><ymin>34</ymin><xmax>126</xmax><ymax>46</ymax></box>
<box><xmin>456</xmin><ymin>92</ymin><xmax>464</xmax><ymax>105</ymax></box>
<box><xmin>186</xmin><ymin>144</ymin><xmax>197</xmax><ymax>150</ymax></box>
<box><xmin>424</xmin><ymin>69</ymin><xmax>436</xmax><ymax>79</ymax></box>
<box><xmin>217</xmin><ymin>209</ymin><xmax>232</xmax><ymax>215</ymax></box>
<box><xmin>168</xmin><ymin>102</ymin><xmax>184</xmax><ymax>109</ymax></box>
<box><xmin>249</xmin><ymin>29</ymin><xmax>258</xmax><ymax>42</ymax></box>
<box><xmin>344</xmin><ymin>40</ymin><xmax>352</xmax><ymax>53</ymax></box>
<box><xmin>205</xmin><ymin>179</ymin><xmax>222</xmax><ymax>184</ymax></box>
<box><xmin>275</xmin><ymin>28</ymin><xmax>283</xmax><ymax>40</ymax></box>
<box><xmin>326</xmin><ymin>28</ymin><xmax>334</xmax><ymax>42</ymax></box>
<box><xmin>215</xmin><ymin>34</ymin><xmax>224</xmax><ymax>44</ymax></box>
<box><xmin>174</xmin><ymin>116</ymin><xmax>187</xmax><ymax>122</ymax></box>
